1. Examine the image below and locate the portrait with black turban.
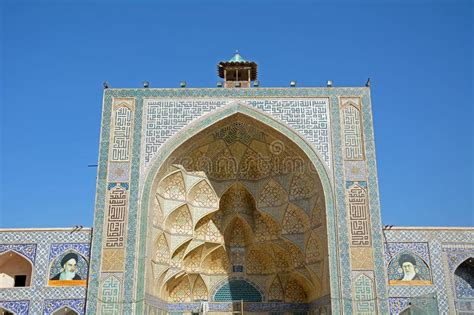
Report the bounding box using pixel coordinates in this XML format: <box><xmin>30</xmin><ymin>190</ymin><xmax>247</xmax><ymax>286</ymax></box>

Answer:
<box><xmin>50</xmin><ymin>252</ymin><xmax>82</xmax><ymax>281</ymax></box>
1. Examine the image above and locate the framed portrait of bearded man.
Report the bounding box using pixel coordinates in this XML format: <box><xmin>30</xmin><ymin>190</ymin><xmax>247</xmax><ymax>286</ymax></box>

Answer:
<box><xmin>48</xmin><ymin>251</ymin><xmax>88</xmax><ymax>286</ymax></box>
<box><xmin>387</xmin><ymin>252</ymin><xmax>432</xmax><ymax>286</ymax></box>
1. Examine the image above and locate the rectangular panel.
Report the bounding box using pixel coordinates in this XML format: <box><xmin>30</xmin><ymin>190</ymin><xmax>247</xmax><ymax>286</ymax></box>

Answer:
<box><xmin>143</xmin><ymin>98</ymin><xmax>331</xmax><ymax>170</ymax></box>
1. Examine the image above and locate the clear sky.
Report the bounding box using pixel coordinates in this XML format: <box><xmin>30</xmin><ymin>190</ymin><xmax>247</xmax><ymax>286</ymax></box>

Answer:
<box><xmin>0</xmin><ymin>0</ymin><xmax>472</xmax><ymax>229</ymax></box>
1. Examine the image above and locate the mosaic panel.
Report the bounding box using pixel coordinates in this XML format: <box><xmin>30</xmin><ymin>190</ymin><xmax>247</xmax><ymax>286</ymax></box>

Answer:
<box><xmin>0</xmin><ymin>300</ymin><xmax>29</xmax><ymax>315</ymax></box>
<box><xmin>388</xmin><ymin>297</ymin><xmax>410</xmax><ymax>315</ymax></box>
<box><xmin>104</xmin><ymin>184</ymin><xmax>129</xmax><ymax>249</ymax></box>
<box><xmin>43</xmin><ymin>299</ymin><xmax>85</xmax><ymax>315</ymax></box>
<box><xmin>351</xmin><ymin>247</ymin><xmax>374</xmax><ymax>270</ymax></box>
<box><xmin>108</xmin><ymin>162</ymin><xmax>130</xmax><ymax>182</ymax></box>
<box><xmin>384</xmin><ymin>242</ymin><xmax>431</xmax><ymax>267</ymax></box>
<box><xmin>101</xmin><ymin>248</ymin><xmax>125</xmax><ymax>272</ymax></box>
<box><xmin>443</xmin><ymin>246</ymin><xmax>474</xmax><ymax>272</ymax></box>
<box><xmin>49</xmin><ymin>243</ymin><xmax>90</xmax><ymax>262</ymax></box>
<box><xmin>100</xmin><ymin>275</ymin><xmax>122</xmax><ymax>314</ymax></box>
<box><xmin>143</xmin><ymin>98</ymin><xmax>331</xmax><ymax>170</ymax></box>
<box><xmin>385</xmin><ymin>229</ymin><xmax>474</xmax><ymax>314</ymax></box>
<box><xmin>346</xmin><ymin>182</ymin><xmax>371</xmax><ymax>246</ymax></box>
<box><xmin>0</xmin><ymin>243</ymin><xmax>37</xmax><ymax>264</ymax></box>
<box><xmin>110</xmin><ymin>99</ymin><xmax>134</xmax><ymax>162</ymax></box>
<box><xmin>340</xmin><ymin>98</ymin><xmax>363</xmax><ymax>160</ymax></box>
<box><xmin>352</xmin><ymin>272</ymin><xmax>376</xmax><ymax>315</ymax></box>
<box><xmin>213</xmin><ymin>279</ymin><xmax>263</xmax><ymax>302</ymax></box>
<box><xmin>344</xmin><ymin>160</ymin><xmax>367</xmax><ymax>181</ymax></box>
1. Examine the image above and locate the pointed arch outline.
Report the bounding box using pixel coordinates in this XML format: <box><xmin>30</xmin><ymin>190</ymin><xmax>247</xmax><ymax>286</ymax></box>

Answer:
<box><xmin>451</xmin><ymin>254</ymin><xmax>474</xmax><ymax>272</ymax></box>
<box><xmin>0</xmin><ymin>249</ymin><xmax>35</xmax><ymax>285</ymax></box>
<box><xmin>138</xmin><ymin>100</ymin><xmax>338</xmax><ymax>307</ymax></box>
<box><xmin>51</xmin><ymin>305</ymin><xmax>80</xmax><ymax>315</ymax></box>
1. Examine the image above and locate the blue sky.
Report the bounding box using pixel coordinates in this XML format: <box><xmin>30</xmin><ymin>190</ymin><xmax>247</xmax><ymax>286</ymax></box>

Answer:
<box><xmin>1</xmin><ymin>0</ymin><xmax>472</xmax><ymax>228</ymax></box>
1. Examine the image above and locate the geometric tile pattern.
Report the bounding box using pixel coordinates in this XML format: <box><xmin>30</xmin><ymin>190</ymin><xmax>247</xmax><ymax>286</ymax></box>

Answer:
<box><xmin>384</xmin><ymin>242</ymin><xmax>431</xmax><ymax>267</ymax></box>
<box><xmin>388</xmin><ymin>297</ymin><xmax>410</xmax><ymax>315</ymax></box>
<box><xmin>0</xmin><ymin>229</ymin><xmax>91</xmax><ymax>314</ymax></box>
<box><xmin>351</xmin><ymin>247</ymin><xmax>374</xmax><ymax>270</ymax></box>
<box><xmin>385</xmin><ymin>228</ymin><xmax>474</xmax><ymax>314</ymax></box>
<box><xmin>143</xmin><ymin>98</ymin><xmax>331</xmax><ymax>170</ymax></box>
<box><xmin>43</xmin><ymin>299</ymin><xmax>85</xmax><ymax>315</ymax></box>
<box><xmin>49</xmin><ymin>243</ymin><xmax>90</xmax><ymax>263</ymax></box>
<box><xmin>344</xmin><ymin>160</ymin><xmax>367</xmax><ymax>182</ymax></box>
<box><xmin>353</xmin><ymin>272</ymin><xmax>376</xmax><ymax>314</ymax></box>
<box><xmin>213</xmin><ymin>279</ymin><xmax>263</xmax><ymax>302</ymax></box>
<box><xmin>0</xmin><ymin>243</ymin><xmax>37</xmax><ymax>264</ymax></box>
<box><xmin>100</xmin><ymin>275</ymin><xmax>122</xmax><ymax>314</ymax></box>
<box><xmin>108</xmin><ymin>162</ymin><xmax>130</xmax><ymax>182</ymax></box>
<box><xmin>0</xmin><ymin>301</ymin><xmax>29</xmax><ymax>315</ymax></box>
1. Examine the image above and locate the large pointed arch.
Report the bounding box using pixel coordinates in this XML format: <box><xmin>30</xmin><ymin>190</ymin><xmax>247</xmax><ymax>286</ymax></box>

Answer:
<box><xmin>138</xmin><ymin>101</ymin><xmax>338</xmax><ymax>309</ymax></box>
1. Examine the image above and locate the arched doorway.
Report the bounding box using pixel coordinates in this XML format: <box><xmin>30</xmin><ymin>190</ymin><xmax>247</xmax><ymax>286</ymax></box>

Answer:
<box><xmin>143</xmin><ymin>111</ymin><xmax>333</xmax><ymax>306</ymax></box>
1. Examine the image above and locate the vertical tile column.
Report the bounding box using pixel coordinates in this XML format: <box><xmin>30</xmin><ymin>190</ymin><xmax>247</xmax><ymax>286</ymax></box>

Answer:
<box><xmin>340</xmin><ymin>97</ymin><xmax>377</xmax><ymax>314</ymax></box>
<box><xmin>97</xmin><ymin>98</ymin><xmax>135</xmax><ymax>314</ymax></box>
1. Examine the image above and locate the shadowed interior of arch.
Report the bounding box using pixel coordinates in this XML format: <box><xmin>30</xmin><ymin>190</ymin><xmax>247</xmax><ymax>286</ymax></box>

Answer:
<box><xmin>0</xmin><ymin>251</ymin><xmax>33</xmax><ymax>288</ymax></box>
<box><xmin>146</xmin><ymin>113</ymin><xmax>329</xmax><ymax>304</ymax></box>
<box><xmin>454</xmin><ymin>257</ymin><xmax>474</xmax><ymax>290</ymax></box>
<box><xmin>52</xmin><ymin>306</ymin><xmax>79</xmax><ymax>315</ymax></box>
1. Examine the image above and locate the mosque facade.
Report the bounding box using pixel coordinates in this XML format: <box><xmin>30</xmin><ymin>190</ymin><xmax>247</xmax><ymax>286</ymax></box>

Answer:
<box><xmin>0</xmin><ymin>54</ymin><xmax>473</xmax><ymax>315</ymax></box>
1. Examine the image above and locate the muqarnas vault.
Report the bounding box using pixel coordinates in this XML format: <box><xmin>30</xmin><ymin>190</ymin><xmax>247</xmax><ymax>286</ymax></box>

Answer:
<box><xmin>1</xmin><ymin>53</ymin><xmax>473</xmax><ymax>315</ymax></box>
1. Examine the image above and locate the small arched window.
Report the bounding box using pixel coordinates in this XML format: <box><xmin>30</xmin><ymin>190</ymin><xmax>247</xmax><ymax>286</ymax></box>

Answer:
<box><xmin>0</xmin><ymin>251</ymin><xmax>33</xmax><ymax>288</ymax></box>
<box><xmin>52</xmin><ymin>306</ymin><xmax>79</xmax><ymax>315</ymax></box>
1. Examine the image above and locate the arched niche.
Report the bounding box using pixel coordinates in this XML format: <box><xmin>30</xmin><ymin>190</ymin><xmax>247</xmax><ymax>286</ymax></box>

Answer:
<box><xmin>52</xmin><ymin>306</ymin><xmax>79</xmax><ymax>315</ymax></box>
<box><xmin>141</xmin><ymin>104</ymin><xmax>335</xmax><ymax>305</ymax></box>
<box><xmin>454</xmin><ymin>257</ymin><xmax>474</xmax><ymax>297</ymax></box>
<box><xmin>0</xmin><ymin>251</ymin><xmax>33</xmax><ymax>288</ymax></box>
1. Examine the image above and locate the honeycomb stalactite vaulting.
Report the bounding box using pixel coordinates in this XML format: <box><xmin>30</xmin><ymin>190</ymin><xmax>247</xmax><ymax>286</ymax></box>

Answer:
<box><xmin>146</xmin><ymin>116</ymin><xmax>329</xmax><ymax>302</ymax></box>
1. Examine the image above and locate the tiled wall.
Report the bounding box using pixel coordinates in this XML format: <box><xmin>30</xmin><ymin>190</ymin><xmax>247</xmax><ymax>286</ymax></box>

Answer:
<box><xmin>0</xmin><ymin>229</ymin><xmax>91</xmax><ymax>315</ymax></box>
<box><xmin>384</xmin><ymin>228</ymin><xmax>474</xmax><ymax>314</ymax></box>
